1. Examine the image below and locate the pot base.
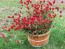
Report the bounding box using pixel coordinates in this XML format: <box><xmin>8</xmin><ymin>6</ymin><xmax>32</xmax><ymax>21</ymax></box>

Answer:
<box><xmin>27</xmin><ymin>30</ymin><xmax>50</xmax><ymax>47</ymax></box>
<box><xmin>30</xmin><ymin>40</ymin><xmax>49</xmax><ymax>47</ymax></box>
<box><xmin>28</xmin><ymin>36</ymin><xmax>49</xmax><ymax>47</ymax></box>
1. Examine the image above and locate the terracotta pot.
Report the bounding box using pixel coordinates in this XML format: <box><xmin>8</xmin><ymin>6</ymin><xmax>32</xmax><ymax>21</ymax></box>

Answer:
<box><xmin>27</xmin><ymin>30</ymin><xmax>50</xmax><ymax>47</ymax></box>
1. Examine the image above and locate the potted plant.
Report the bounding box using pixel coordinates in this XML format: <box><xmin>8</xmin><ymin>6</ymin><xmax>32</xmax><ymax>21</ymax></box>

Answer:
<box><xmin>3</xmin><ymin>0</ymin><xmax>63</xmax><ymax>47</ymax></box>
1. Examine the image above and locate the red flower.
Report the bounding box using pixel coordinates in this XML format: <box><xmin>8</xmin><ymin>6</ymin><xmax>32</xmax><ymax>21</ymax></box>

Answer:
<box><xmin>48</xmin><ymin>1</ymin><xmax>52</xmax><ymax>6</ymax></box>
<box><xmin>53</xmin><ymin>14</ymin><xmax>56</xmax><ymax>18</ymax></box>
<box><xmin>34</xmin><ymin>10</ymin><xmax>40</xmax><ymax>14</ymax></box>
<box><xmin>22</xmin><ymin>25</ymin><xmax>27</xmax><ymax>29</ymax></box>
<box><xmin>27</xmin><ymin>0</ymin><xmax>31</xmax><ymax>2</ymax></box>
<box><xmin>29</xmin><ymin>16</ymin><xmax>35</xmax><ymax>21</ymax></box>
<box><xmin>19</xmin><ymin>11</ymin><xmax>22</xmax><ymax>13</ymax></box>
<box><xmin>26</xmin><ymin>6</ymin><xmax>30</xmax><ymax>10</ymax></box>
<box><xmin>49</xmin><ymin>7</ymin><xmax>51</xmax><ymax>10</ymax></box>
<box><xmin>1</xmin><ymin>33</ymin><xmax>6</xmax><ymax>38</ymax></box>
<box><xmin>20</xmin><ymin>25</ymin><xmax>25</xmax><ymax>29</ymax></box>
<box><xmin>37</xmin><ymin>16</ymin><xmax>43</xmax><ymax>21</ymax></box>
<box><xmin>26</xmin><ymin>0</ymin><xmax>31</xmax><ymax>3</ymax></box>
<box><xmin>48</xmin><ymin>14</ymin><xmax>52</xmax><ymax>18</ymax></box>
<box><xmin>22</xmin><ymin>17</ymin><xmax>27</xmax><ymax>22</ymax></box>
<box><xmin>43</xmin><ymin>19</ymin><xmax>48</xmax><ymax>23</ymax></box>
<box><xmin>45</xmin><ymin>5</ymin><xmax>49</xmax><ymax>11</ymax></box>
<box><xmin>29</xmin><ymin>20</ymin><xmax>34</xmax><ymax>24</ymax></box>
<box><xmin>61</xmin><ymin>1</ymin><xmax>64</xmax><ymax>4</ymax></box>
<box><xmin>18</xmin><ymin>14</ymin><xmax>21</xmax><ymax>17</ymax></box>
<box><xmin>55</xmin><ymin>7</ymin><xmax>59</xmax><ymax>11</ymax></box>
<box><xmin>8</xmin><ymin>16</ymin><xmax>11</xmax><ymax>18</ymax></box>
<box><xmin>10</xmin><ymin>24</ymin><xmax>15</xmax><ymax>29</ymax></box>
<box><xmin>14</xmin><ymin>25</ymin><xmax>23</xmax><ymax>30</ymax></box>
<box><xmin>13</xmin><ymin>18</ymin><xmax>20</xmax><ymax>25</ymax></box>
<box><xmin>52</xmin><ymin>8</ymin><xmax>54</xmax><ymax>10</ymax></box>
<box><xmin>40</xmin><ymin>0</ymin><xmax>43</xmax><ymax>3</ymax></box>
<box><xmin>20</xmin><ymin>0</ymin><xmax>23</xmax><ymax>4</ymax></box>
<box><xmin>36</xmin><ymin>11</ymin><xmax>40</xmax><ymax>14</ymax></box>
<box><xmin>22</xmin><ymin>17</ymin><xmax>29</xmax><ymax>25</ymax></box>
<box><xmin>24</xmin><ymin>21</ymin><xmax>29</xmax><ymax>25</ymax></box>
<box><xmin>30</xmin><ymin>16</ymin><xmax>35</xmax><ymax>23</ymax></box>
<box><xmin>53</xmin><ymin>0</ymin><xmax>56</xmax><ymax>4</ymax></box>
<box><xmin>14</xmin><ymin>28</ymin><xmax>18</xmax><ymax>30</ymax></box>
<box><xmin>60</xmin><ymin>15</ymin><xmax>62</xmax><ymax>17</ymax></box>
<box><xmin>24</xmin><ymin>2</ymin><xmax>29</xmax><ymax>5</ymax></box>
<box><xmin>2</xmin><ymin>26</ymin><xmax>7</xmax><ymax>30</ymax></box>
<box><xmin>17</xmin><ymin>25</ymin><xmax>21</xmax><ymax>30</ymax></box>
<box><xmin>12</xmin><ymin>16</ymin><xmax>14</xmax><ymax>18</ymax></box>
<box><xmin>8</xmin><ymin>28</ymin><xmax>11</xmax><ymax>32</ymax></box>
<box><xmin>60</xmin><ymin>10</ymin><xmax>62</xmax><ymax>13</ymax></box>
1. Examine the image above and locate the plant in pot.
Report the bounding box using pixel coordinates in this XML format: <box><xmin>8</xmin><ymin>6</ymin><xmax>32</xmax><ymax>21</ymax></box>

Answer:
<box><xmin>3</xmin><ymin>0</ymin><xmax>63</xmax><ymax>47</ymax></box>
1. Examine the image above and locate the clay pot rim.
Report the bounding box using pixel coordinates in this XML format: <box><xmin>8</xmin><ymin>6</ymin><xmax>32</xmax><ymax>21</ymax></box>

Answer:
<box><xmin>28</xmin><ymin>29</ymin><xmax>51</xmax><ymax>36</ymax></box>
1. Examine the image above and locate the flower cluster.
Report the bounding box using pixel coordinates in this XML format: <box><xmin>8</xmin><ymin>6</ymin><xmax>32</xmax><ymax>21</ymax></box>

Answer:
<box><xmin>3</xmin><ymin>0</ymin><xmax>63</xmax><ymax>35</ymax></box>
